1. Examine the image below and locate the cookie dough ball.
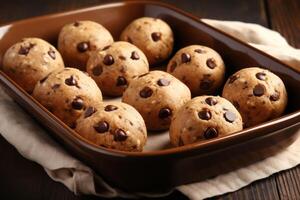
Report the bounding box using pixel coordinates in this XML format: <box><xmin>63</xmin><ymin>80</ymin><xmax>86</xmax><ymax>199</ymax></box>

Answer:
<box><xmin>222</xmin><ymin>67</ymin><xmax>287</xmax><ymax>127</ymax></box>
<box><xmin>86</xmin><ymin>41</ymin><xmax>149</xmax><ymax>96</ymax></box>
<box><xmin>2</xmin><ymin>37</ymin><xmax>64</xmax><ymax>93</ymax></box>
<box><xmin>167</xmin><ymin>45</ymin><xmax>225</xmax><ymax>96</ymax></box>
<box><xmin>58</xmin><ymin>20</ymin><xmax>113</xmax><ymax>70</ymax></box>
<box><xmin>120</xmin><ymin>17</ymin><xmax>174</xmax><ymax>66</ymax></box>
<box><xmin>33</xmin><ymin>68</ymin><xmax>103</xmax><ymax>127</ymax></box>
<box><xmin>170</xmin><ymin>96</ymin><xmax>243</xmax><ymax>146</ymax></box>
<box><xmin>75</xmin><ymin>102</ymin><xmax>147</xmax><ymax>152</ymax></box>
<box><xmin>122</xmin><ymin>70</ymin><xmax>191</xmax><ymax>131</ymax></box>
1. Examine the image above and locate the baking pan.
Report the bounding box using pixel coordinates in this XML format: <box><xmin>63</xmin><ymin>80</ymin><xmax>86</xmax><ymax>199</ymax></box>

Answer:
<box><xmin>0</xmin><ymin>1</ymin><xmax>300</xmax><ymax>195</ymax></box>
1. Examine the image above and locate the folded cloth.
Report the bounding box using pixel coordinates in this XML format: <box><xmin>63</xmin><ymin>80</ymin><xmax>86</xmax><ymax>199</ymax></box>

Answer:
<box><xmin>1</xmin><ymin>18</ymin><xmax>300</xmax><ymax>200</ymax></box>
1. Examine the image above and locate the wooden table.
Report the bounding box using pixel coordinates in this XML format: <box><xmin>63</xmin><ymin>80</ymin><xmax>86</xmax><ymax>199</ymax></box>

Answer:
<box><xmin>0</xmin><ymin>0</ymin><xmax>299</xmax><ymax>199</ymax></box>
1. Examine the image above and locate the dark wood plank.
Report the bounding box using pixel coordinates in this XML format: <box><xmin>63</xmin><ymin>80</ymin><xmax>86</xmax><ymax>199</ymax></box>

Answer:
<box><xmin>266</xmin><ymin>0</ymin><xmax>300</xmax><ymax>48</ymax></box>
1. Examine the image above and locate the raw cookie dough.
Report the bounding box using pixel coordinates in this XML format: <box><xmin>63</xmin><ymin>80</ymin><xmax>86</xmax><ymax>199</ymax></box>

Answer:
<box><xmin>2</xmin><ymin>37</ymin><xmax>64</xmax><ymax>93</ymax></box>
<box><xmin>167</xmin><ymin>45</ymin><xmax>225</xmax><ymax>96</ymax></box>
<box><xmin>33</xmin><ymin>68</ymin><xmax>103</xmax><ymax>127</ymax></box>
<box><xmin>58</xmin><ymin>20</ymin><xmax>113</xmax><ymax>70</ymax></box>
<box><xmin>86</xmin><ymin>41</ymin><xmax>149</xmax><ymax>96</ymax></box>
<box><xmin>120</xmin><ymin>17</ymin><xmax>174</xmax><ymax>66</ymax></box>
<box><xmin>122</xmin><ymin>70</ymin><xmax>191</xmax><ymax>131</ymax></box>
<box><xmin>170</xmin><ymin>95</ymin><xmax>243</xmax><ymax>146</ymax></box>
<box><xmin>75</xmin><ymin>102</ymin><xmax>147</xmax><ymax>152</ymax></box>
<box><xmin>222</xmin><ymin>67</ymin><xmax>287</xmax><ymax>127</ymax></box>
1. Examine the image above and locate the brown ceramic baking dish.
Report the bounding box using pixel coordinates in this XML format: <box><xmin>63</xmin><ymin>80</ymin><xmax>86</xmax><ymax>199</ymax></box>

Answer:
<box><xmin>0</xmin><ymin>1</ymin><xmax>300</xmax><ymax>195</ymax></box>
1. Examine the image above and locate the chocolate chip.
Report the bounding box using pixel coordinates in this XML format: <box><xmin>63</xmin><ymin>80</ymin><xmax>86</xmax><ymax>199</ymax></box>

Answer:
<box><xmin>92</xmin><ymin>65</ymin><xmax>103</xmax><ymax>76</ymax></box>
<box><xmin>169</xmin><ymin>62</ymin><xmax>177</xmax><ymax>72</ymax></box>
<box><xmin>224</xmin><ymin>111</ymin><xmax>236</xmax><ymax>123</ymax></box>
<box><xmin>181</xmin><ymin>53</ymin><xmax>191</xmax><ymax>63</ymax></box>
<box><xmin>151</xmin><ymin>32</ymin><xmax>161</xmax><ymax>41</ymax></box>
<box><xmin>203</xmin><ymin>127</ymin><xmax>218</xmax><ymax>139</ymax></box>
<box><xmin>119</xmin><ymin>55</ymin><xmax>126</xmax><ymax>60</ymax></box>
<box><xmin>139</xmin><ymin>86</ymin><xmax>153</xmax><ymax>98</ymax></box>
<box><xmin>116</xmin><ymin>76</ymin><xmax>127</xmax><ymax>86</ymax></box>
<box><xmin>205</xmin><ymin>97</ymin><xmax>218</xmax><ymax>106</ymax></box>
<box><xmin>77</xmin><ymin>42</ymin><xmax>89</xmax><ymax>52</ymax></box>
<box><xmin>270</xmin><ymin>92</ymin><xmax>280</xmax><ymax>101</ymax></box>
<box><xmin>84</xmin><ymin>107</ymin><xmax>97</xmax><ymax>118</ymax></box>
<box><xmin>94</xmin><ymin>121</ymin><xmax>109</xmax><ymax>133</ymax></box>
<box><xmin>104</xmin><ymin>105</ymin><xmax>118</xmax><ymax>112</ymax></box>
<box><xmin>198</xmin><ymin>109</ymin><xmax>212</xmax><ymax>120</ymax></box>
<box><xmin>194</xmin><ymin>49</ymin><xmax>206</xmax><ymax>53</ymax></box>
<box><xmin>103</xmin><ymin>54</ymin><xmax>114</xmax><ymax>65</ymax></box>
<box><xmin>158</xmin><ymin>108</ymin><xmax>172</xmax><ymax>119</ymax></box>
<box><xmin>40</xmin><ymin>75</ymin><xmax>49</xmax><ymax>83</ymax></box>
<box><xmin>206</xmin><ymin>58</ymin><xmax>217</xmax><ymax>69</ymax></box>
<box><xmin>256</xmin><ymin>72</ymin><xmax>267</xmax><ymax>81</ymax></box>
<box><xmin>65</xmin><ymin>75</ymin><xmax>77</xmax><ymax>86</ymax></box>
<box><xmin>130</xmin><ymin>51</ymin><xmax>140</xmax><ymax>60</ymax></box>
<box><xmin>253</xmin><ymin>84</ymin><xmax>266</xmax><ymax>97</ymax></box>
<box><xmin>200</xmin><ymin>78</ymin><xmax>213</xmax><ymax>90</ymax></box>
<box><xmin>114</xmin><ymin>129</ymin><xmax>128</xmax><ymax>141</ymax></box>
<box><xmin>74</xmin><ymin>21</ymin><xmax>80</xmax><ymax>27</ymax></box>
<box><xmin>138</xmin><ymin>72</ymin><xmax>149</xmax><ymax>78</ymax></box>
<box><xmin>48</xmin><ymin>49</ymin><xmax>56</xmax><ymax>60</ymax></box>
<box><xmin>71</xmin><ymin>97</ymin><xmax>84</xmax><ymax>110</ymax></box>
<box><xmin>70</xmin><ymin>122</ymin><xmax>77</xmax><ymax>129</ymax></box>
<box><xmin>157</xmin><ymin>78</ymin><xmax>170</xmax><ymax>86</ymax></box>
<box><xmin>228</xmin><ymin>74</ymin><xmax>239</xmax><ymax>84</ymax></box>
<box><xmin>18</xmin><ymin>43</ymin><xmax>35</xmax><ymax>55</ymax></box>
<box><xmin>102</xmin><ymin>45</ymin><xmax>111</xmax><ymax>50</ymax></box>
<box><xmin>51</xmin><ymin>84</ymin><xmax>60</xmax><ymax>90</ymax></box>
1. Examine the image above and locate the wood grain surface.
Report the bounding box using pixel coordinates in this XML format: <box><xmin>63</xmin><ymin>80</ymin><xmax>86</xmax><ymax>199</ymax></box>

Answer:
<box><xmin>0</xmin><ymin>0</ymin><xmax>299</xmax><ymax>199</ymax></box>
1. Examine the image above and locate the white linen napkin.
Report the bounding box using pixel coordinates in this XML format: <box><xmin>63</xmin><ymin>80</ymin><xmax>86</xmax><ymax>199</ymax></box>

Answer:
<box><xmin>0</xmin><ymin>19</ymin><xmax>300</xmax><ymax>200</ymax></box>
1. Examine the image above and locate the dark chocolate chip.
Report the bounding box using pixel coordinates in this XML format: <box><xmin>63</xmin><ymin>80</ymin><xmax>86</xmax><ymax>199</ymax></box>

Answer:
<box><xmin>73</xmin><ymin>21</ymin><xmax>80</xmax><ymax>27</ymax></box>
<box><xmin>65</xmin><ymin>75</ymin><xmax>77</xmax><ymax>86</ymax></box>
<box><xmin>139</xmin><ymin>86</ymin><xmax>153</xmax><ymax>98</ymax></box>
<box><xmin>119</xmin><ymin>55</ymin><xmax>126</xmax><ymax>60</ymax></box>
<box><xmin>198</xmin><ymin>109</ymin><xmax>212</xmax><ymax>120</ymax></box>
<box><xmin>48</xmin><ymin>49</ymin><xmax>56</xmax><ymax>60</ymax></box>
<box><xmin>206</xmin><ymin>58</ymin><xmax>217</xmax><ymax>69</ymax></box>
<box><xmin>157</xmin><ymin>78</ymin><xmax>170</xmax><ymax>86</ymax></box>
<box><xmin>138</xmin><ymin>72</ymin><xmax>149</xmax><ymax>78</ymax></box>
<box><xmin>169</xmin><ymin>62</ymin><xmax>177</xmax><ymax>72</ymax></box>
<box><xmin>203</xmin><ymin>127</ymin><xmax>218</xmax><ymax>139</ymax></box>
<box><xmin>228</xmin><ymin>74</ymin><xmax>239</xmax><ymax>84</ymax></box>
<box><xmin>103</xmin><ymin>54</ymin><xmax>114</xmax><ymax>65</ymax></box>
<box><xmin>194</xmin><ymin>49</ymin><xmax>206</xmax><ymax>54</ymax></box>
<box><xmin>104</xmin><ymin>105</ymin><xmax>118</xmax><ymax>112</ymax></box>
<box><xmin>253</xmin><ymin>84</ymin><xmax>266</xmax><ymax>97</ymax></box>
<box><xmin>181</xmin><ymin>53</ymin><xmax>191</xmax><ymax>63</ymax></box>
<box><xmin>270</xmin><ymin>92</ymin><xmax>280</xmax><ymax>101</ymax></box>
<box><xmin>130</xmin><ymin>51</ymin><xmax>140</xmax><ymax>60</ymax></box>
<box><xmin>102</xmin><ymin>45</ymin><xmax>111</xmax><ymax>50</ymax></box>
<box><xmin>256</xmin><ymin>72</ymin><xmax>267</xmax><ymax>81</ymax></box>
<box><xmin>18</xmin><ymin>43</ymin><xmax>35</xmax><ymax>55</ymax></box>
<box><xmin>158</xmin><ymin>107</ymin><xmax>172</xmax><ymax>119</ymax></box>
<box><xmin>200</xmin><ymin>78</ymin><xmax>213</xmax><ymax>90</ymax></box>
<box><xmin>224</xmin><ymin>111</ymin><xmax>236</xmax><ymax>123</ymax></box>
<box><xmin>116</xmin><ymin>76</ymin><xmax>127</xmax><ymax>86</ymax></box>
<box><xmin>51</xmin><ymin>84</ymin><xmax>60</xmax><ymax>90</ymax></box>
<box><xmin>151</xmin><ymin>32</ymin><xmax>161</xmax><ymax>41</ymax></box>
<box><xmin>205</xmin><ymin>97</ymin><xmax>218</xmax><ymax>106</ymax></box>
<box><xmin>92</xmin><ymin>65</ymin><xmax>103</xmax><ymax>76</ymax></box>
<box><xmin>94</xmin><ymin>121</ymin><xmax>109</xmax><ymax>133</ymax></box>
<box><xmin>84</xmin><ymin>107</ymin><xmax>97</xmax><ymax>118</ymax></box>
<box><xmin>77</xmin><ymin>42</ymin><xmax>90</xmax><ymax>52</ymax></box>
<box><xmin>69</xmin><ymin>122</ymin><xmax>77</xmax><ymax>129</ymax></box>
<box><xmin>114</xmin><ymin>129</ymin><xmax>128</xmax><ymax>141</ymax></box>
<box><xmin>71</xmin><ymin>97</ymin><xmax>84</xmax><ymax>110</ymax></box>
